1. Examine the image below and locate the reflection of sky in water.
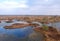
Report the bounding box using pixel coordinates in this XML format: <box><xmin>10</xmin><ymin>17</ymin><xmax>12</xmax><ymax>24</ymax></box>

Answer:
<box><xmin>0</xmin><ymin>26</ymin><xmax>33</xmax><ymax>38</ymax></box>
<box><xmin>0</xmin><ymin>21</ymin><xmax>34</xmax><ymax>41</ymax></box>
<box><xmin>0</xmin><ymin>20</ymin><xmax>60</xmax><ymax>41</ymax></box>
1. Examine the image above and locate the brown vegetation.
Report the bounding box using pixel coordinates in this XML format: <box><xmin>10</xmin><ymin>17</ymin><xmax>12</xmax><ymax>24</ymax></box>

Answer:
<box><xmin>4</xmin><ymin>23</ymin><xmax>30</xmax><ymax>29</ymax></box>
<box><xmin>34</xmin><ymin>26</ymin><xmax>60</xmax><ymax>41</ymax></box>
<box><xmin>1</xmin><ymin>16</ymin><xmax>60</xmax><ymax>41</ymax></box>
<box><xmin>0</xmin><ymin>16</ymin><xmax>60</xmax><ymax>23</ymax></box>
<box><xmin>5</xmin><ymin>20</ymin><xmax>13</xmax><ymax>23</ymax></box>
<box><xmin>0</xmin><ymin>21</ymin><xmax>1</xmax><ymax>23</ymax></box>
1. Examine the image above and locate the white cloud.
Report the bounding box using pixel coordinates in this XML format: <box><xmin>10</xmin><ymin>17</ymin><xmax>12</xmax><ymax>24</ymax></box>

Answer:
<box><xmin>0</xmin><ymin>0</ymin><xmax>28</xmax><ymax>9</ymax></box>
<box><xmin>45</xmin><ymin>0</ymin><xmax>48</xmax><ymax>1</ymax></box>
<box><xmin>0</xmin><ymin>0</ymin><xmax>60</xmax><ymax>15</ymax></box>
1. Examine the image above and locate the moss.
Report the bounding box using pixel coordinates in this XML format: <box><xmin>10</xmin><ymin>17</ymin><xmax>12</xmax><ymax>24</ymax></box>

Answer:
<box><xmin>42</xmin><ymin>24</ymin><xmax>49</xmax><ymax>31</ymax></box>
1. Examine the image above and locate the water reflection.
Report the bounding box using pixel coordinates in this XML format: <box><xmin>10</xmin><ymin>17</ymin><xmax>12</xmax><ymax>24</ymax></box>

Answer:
<box><xmin>0</xmin><ymin>20</ymin><xmax>60</xmax><ymax>41</ymax></box>
<box><xmin>0</xmin><ymin>21</ymin><xmax>35</xmax><ymax>41</ymax></box>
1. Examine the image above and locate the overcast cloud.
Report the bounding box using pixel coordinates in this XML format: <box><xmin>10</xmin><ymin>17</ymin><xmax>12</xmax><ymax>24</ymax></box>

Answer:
<box><xmin>0</xmin><ymin>0</ymin><xmax>60</xmax><ymax>15</ymax></box>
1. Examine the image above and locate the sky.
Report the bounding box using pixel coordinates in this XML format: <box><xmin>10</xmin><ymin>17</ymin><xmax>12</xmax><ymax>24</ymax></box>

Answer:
<box><xmin>0</xmin><ymin>0</ymin><xmax>60</xmax><ymax>15</ymax></box>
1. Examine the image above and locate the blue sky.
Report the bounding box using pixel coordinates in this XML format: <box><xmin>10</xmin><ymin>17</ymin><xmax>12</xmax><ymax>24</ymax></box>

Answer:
<box><xmin>0</xmin><ymin>0</ymin><xmax>60</xmax><ymax>15</ymax></box>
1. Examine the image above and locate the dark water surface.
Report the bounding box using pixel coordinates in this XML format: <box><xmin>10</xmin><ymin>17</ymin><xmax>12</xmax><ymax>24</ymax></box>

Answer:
<box><xmin>0</xmin><ymin>20</ymin><xmax>60</xmax><ymax>41</ymax></box>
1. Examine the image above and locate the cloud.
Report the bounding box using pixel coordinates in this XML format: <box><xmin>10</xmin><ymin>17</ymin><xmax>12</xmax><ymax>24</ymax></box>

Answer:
<box><xmin>27</xmin><ymin>0</ymin><xmax>60</xmax><ymax>15</ymax></box>
<box><xmin>0</xmin><ymin>0</ymin><xmax>28</xmax><ymax>9</ymax></box>
<box><xmin>45</xmin><ymin>0</ymin><xmax>48</xmax><ymax>2</ymax></box>
<box><xmin>0</xmin><ymin>0</ymin><xmax>60</xmax><ymax>15</ymax></box>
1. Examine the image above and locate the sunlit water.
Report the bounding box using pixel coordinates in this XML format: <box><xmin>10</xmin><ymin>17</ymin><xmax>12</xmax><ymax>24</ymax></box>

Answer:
<box><xmin>0</xmin><ymin>20</ymin><xmax>60</xmax><ymax>41</ymax></box>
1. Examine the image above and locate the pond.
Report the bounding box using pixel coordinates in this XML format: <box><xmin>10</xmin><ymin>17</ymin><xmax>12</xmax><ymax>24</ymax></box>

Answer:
<box><xmin>0</xmin><ymin>20</ymin><xmax>60</xmax><ymax>41</ymax></box>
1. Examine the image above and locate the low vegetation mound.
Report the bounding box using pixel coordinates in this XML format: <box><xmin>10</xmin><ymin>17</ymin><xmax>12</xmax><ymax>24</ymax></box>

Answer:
<box><xmin>34</xmin><ymin>26</ymin><xmax>60</xmax><ymax>41</ymax></box>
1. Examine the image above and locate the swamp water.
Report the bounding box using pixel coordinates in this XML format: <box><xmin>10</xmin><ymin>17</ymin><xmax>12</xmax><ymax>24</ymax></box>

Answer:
<box><xmin>0</xmin><ymin>20</ymin><xmax>60</xmax><ymax>41</ymax></box>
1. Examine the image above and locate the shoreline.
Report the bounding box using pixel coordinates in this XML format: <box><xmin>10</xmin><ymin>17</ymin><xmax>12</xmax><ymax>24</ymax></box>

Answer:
<box><xmin>33</xmin><ymin>26</ymin><xmax>60</xmax><ymax>41</ymax></box>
